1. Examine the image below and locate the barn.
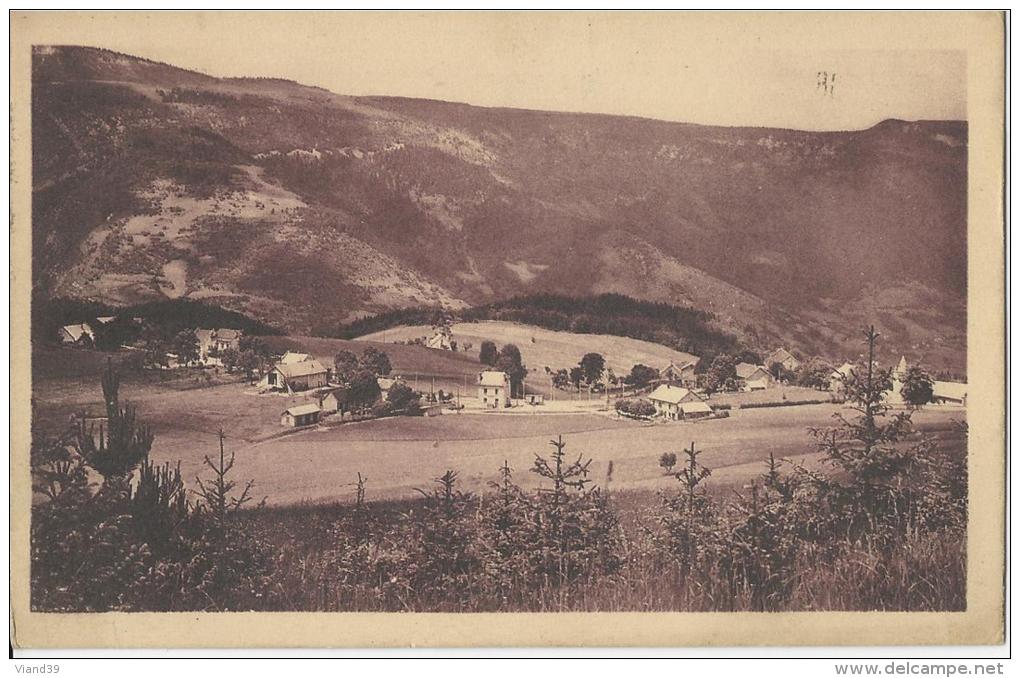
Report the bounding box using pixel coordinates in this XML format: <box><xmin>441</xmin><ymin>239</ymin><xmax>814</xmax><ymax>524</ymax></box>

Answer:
<box><xmin>262</xmin><ymin>359</ymin><xmax>330</xmax><ymax>392</ymax></box>
<box><xmin>280</xmin><ymin>403</ymin><xmax>322</xmax><ymax>427</ymax></box>
<box><xmin>933</xmin><ymin>381</ymin><xmax>968</xmax><ymax>406</ymax></box>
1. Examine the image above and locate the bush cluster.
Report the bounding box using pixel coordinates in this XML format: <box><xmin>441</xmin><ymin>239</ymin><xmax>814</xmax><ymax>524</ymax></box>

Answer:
<box><xmin>615</xmin><ymin>397</ymin><xmax>656</xmax><ymax>418</ymax></box>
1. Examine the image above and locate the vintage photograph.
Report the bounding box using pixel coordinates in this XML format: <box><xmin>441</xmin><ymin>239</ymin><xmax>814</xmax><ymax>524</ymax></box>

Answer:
<box><xmin>10</xmin><ymin>10</ymin><xmax>1005</xmax><ymax>648</ymax></box>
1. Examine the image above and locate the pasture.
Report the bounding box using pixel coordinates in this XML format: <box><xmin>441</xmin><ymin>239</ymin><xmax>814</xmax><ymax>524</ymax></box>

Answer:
<box><xmin>706</xmin><ymin>385</ymin><xmax>835</xmax><ymax>407</ymax></box>
<box><xmin>355</xmin><ymin>320</ymin><xmax>699</xmax><ymax>376</ymax></box>
<box><xmin>32</xmin><ymin>345</ymin><xmax>967</xmax><ymax>510</ymax></box>
<box><xmin>228</xmin><ymin>404</ymin><xmax>965</xmax><ymax>506</ymax></box>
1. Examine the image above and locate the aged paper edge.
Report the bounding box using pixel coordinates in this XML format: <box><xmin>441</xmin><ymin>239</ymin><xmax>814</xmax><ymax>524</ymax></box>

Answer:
<box><xmin>8</xmin><ymin>10</ymin><xmax>1005</xmax><ymax>649</ymax></box>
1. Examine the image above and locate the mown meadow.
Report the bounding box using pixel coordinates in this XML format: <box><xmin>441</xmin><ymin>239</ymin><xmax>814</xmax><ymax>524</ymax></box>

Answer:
<box><xmin>30</xmin><ymin>328</ymin><xmax>966</xmax><ymax>613</ymax></box>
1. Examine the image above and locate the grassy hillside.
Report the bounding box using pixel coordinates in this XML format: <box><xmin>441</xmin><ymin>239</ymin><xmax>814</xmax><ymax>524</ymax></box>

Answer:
<box><xmin>359</xmin><ymin>320</ymin><xmax>702</xmax><ymax>376</ymax></box>
<box><xmin>31</xmin><ymin>46</ymin><xmax>967</xmax><ymax>372</ymax></box>
<box><xmin>260</xmin><ymin>334</ymin><xmax>483</xmax><ymax>378</ymax></box>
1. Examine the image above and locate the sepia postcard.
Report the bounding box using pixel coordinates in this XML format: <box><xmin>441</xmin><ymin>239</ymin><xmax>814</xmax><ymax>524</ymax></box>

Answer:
<box><xmin>9</xmin><ymin>10</ymin><xmax>1006</xmax><ymax>648</ymax></box>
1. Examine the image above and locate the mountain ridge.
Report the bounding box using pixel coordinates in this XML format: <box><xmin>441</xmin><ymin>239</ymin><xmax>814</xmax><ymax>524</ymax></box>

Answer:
<box><xmin>31</xmin><ymin>46</ymin><xmax>967</xmax><ymax>372</ymax></box>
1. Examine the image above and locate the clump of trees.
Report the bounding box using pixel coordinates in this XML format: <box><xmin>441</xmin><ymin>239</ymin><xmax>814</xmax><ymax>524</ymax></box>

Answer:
<box><xmin>624</xmin><ymin>364</ymin><xmax>659</xmax><ymax>389</ymax></box>
<box><xmin>479</xmin><ymin>343</ymin><xmax>527</xmax><ymax>398</ymax></box>
<box><xmin>360</xmin><ymin>346</ymin><xmax>392</xmax><ymax>376</ymax></box>
<box><xmin>31</xmin><ymin>362</ymin><xmax>273</xmax><ymax>611</ymax></box>
<box><xmin>479</xmin><ymin>340</ymin><xmax>498</xmax><ymax>366</ymax></box>
<box><xmin>332</xmin><ymin>294</ymin><xmax>738</xmax><ymax>360</ymax></box>
<box><xmin>221</xmin><ymin>336</ymin><xmax>273</xmax><ymax>381</ymax></box>
<box><xmin>900</xmin><ymin>366</ymin><xmax>935</xmax><ymax>408</ymax></box>
<box><xmin>386</xmin><ymin>382</ymin><xmax>421</xmax><ymax>414</ymax></box>
<box><xmin>702</xmin><ymin>354</ymin><xmax>738</xmax><ymax>395</ymax></box>
<box><xmin>793</xmin><ymin>358</ymin><xmax>835</xmax><ymax>390</ymax></box>
<box><xmin>615</xmin><ymin>397</ymin><xmax>656</xmax><ymax>418</ymax></box>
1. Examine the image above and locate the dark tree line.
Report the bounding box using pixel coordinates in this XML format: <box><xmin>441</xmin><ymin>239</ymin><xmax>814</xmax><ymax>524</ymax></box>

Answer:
<box><xmin>331</xmin><ymin>293</ymin><xmax>739</xmax><ymax>358</ymax></box>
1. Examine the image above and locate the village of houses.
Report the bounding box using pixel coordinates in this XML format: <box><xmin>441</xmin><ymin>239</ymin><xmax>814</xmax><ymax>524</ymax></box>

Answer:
<box><xmin>56</xmin><ymin>316</ymin><xmax>969</xmax><ymax>436</ymax></box>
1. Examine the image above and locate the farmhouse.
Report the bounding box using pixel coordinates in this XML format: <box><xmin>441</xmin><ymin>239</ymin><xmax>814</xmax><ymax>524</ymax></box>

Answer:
<box><xmin>280</xmin><ymin>351</ymin><xmax>313</xmax><ymax>364</ymax></box>
<box><xmin>317</xmin><ymin>388</ymin><xmax>346</xmax><ymax>414</ymax></box>
<box><xmin>829</xmin><ymin>362</ymin><xmax>855</xmax><ymax>392</ymax></box>
<box><xmin>933</xmin><ymin>381</ymin><xmax>968</xmax><ymax>406</ymax></box>
<box><xmin>766</xmin><ymin>348</ymin><xmax>801</xmax><ymax>372</ymax></box>
<box><xmin>735</xmin><ymin>362</ymin><xmax>773</xmax><ymax>391</ymax></box>
<box><xmin>196</xmin><ymin>328</ymin><xmax>243</xmax><ymax>361</ymax></box>
<box><xmin>58</xmin><ymin>323</ymin><xmax>95</xmax><ymax>346</ymax></box>
<box><xmin>95</xmin><ymin>316</ymin><xmax>116</xmax><ymax>325</ymax></box>
<box><xmin>648</xmin><ymin>384</ymin><xmax>712</xmax><ymax>420</ymax></box>
<box><xmin>280</xmin><ymin>403</ymin><xmax>322</xmax><ymax>427</ymax></box>
<box><xmin>478</xmin><ymin>370</ymin><xmax>511</xmax><ymax>408</ymax></box>
<box><xmin>261</xmin><ymin>359</ymin><xmax>331</xmax><ymax>392</ymax></box>
<box><xmin>659</xmin><ymin>360</ymin><xmax>698</xmax><ymax>388</ymax></box>
<box><xmin>426</xmin><ymin>329</ymin><xmax>453</xmax><ymax>350</ymax></box>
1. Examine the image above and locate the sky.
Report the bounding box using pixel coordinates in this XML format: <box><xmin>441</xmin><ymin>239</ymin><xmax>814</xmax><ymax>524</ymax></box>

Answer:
<box><xmin>49</xmin><ymin>12</ymin><xmax>967</xmax><ymax>131</ymax></box>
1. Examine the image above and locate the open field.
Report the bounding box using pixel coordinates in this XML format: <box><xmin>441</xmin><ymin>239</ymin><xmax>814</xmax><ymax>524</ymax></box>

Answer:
<box><xmin>262</xmin><ymin>334</ymin><xmax>483</xmax><ymax>396</ymax></box>
<box><xmin>260</xmin><ymin>334</ymin><xmax>482</xmax><ymax>378</ymax></box>
<box><xmin>32</xmin><ymin>339</ymin><xmax>486</xmax><ymax>483</ymax></box>
<box><xmin>355</xmin><ymin>320</ymin><xmax>699</xmax><ymax>376</ymax></box>
<box><xmin>32</xmin><ymin>345</ymin><xmax>967</xmax><ymax>509</ymax></box>
<box><xmin>706</xmin><ymin>385</ymin><xmax>836</xmax><ymax>407</ymax></box>
<box><xmin>231</xmin><ymin>404</ymin><xmax>965</xmax><ymax>506</ymax></box>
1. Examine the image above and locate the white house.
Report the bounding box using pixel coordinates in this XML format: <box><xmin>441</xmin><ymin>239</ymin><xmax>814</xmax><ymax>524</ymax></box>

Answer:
<box><xmin>647</xmin><ymin>384</ymin><xmax>713</xmax><ymax>420</ymax></box>
<box><xmin>261</xmin><ymin>359</ymin><xmax>331</xmax><ymax>392</ymax></box>
<box><xmin>478</xmin><ymin>370</ymin><xmax>511</xmax><ymax>408</ymax></box>
<box><xmin>280</xmin><ymin>403</ymin><xmax>322</xmax><ymax>427</ymax></box>
<box><xmin>735</xmin><ymin>362</ymin><xmax>773</xmax><ymax>391</ymax></box>
<box><xmin>58</xmin><ymin>323</ymin><xmax>96</xmax><ymax>346</ymax></box>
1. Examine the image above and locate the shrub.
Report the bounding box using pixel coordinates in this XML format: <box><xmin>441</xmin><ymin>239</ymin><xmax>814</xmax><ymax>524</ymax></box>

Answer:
<box><xmin>31</xmin><ymin>368</ymin><xmax>274</xmax><ymax>612</ymax></box>
<box><xmin>615</xmin><ymin>397</ymin><xmax>656</xmax><ymax>418</ymax></box>
<box><xmin>386</xmin><ymin>382</ymin><xmax>420</xmax><ymax>412</ymax></box>
<box><xmin>371</xmin><ymin>401</ymin><xmax>395</xmax><ymax>418</ymax></box>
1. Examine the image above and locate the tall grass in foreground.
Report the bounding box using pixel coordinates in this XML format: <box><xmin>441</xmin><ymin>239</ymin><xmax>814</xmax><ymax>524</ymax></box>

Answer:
<box><xmin>30</xmin><ymin>327</ymin><xmax>967</xmax><ymax>612</ymax></box>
